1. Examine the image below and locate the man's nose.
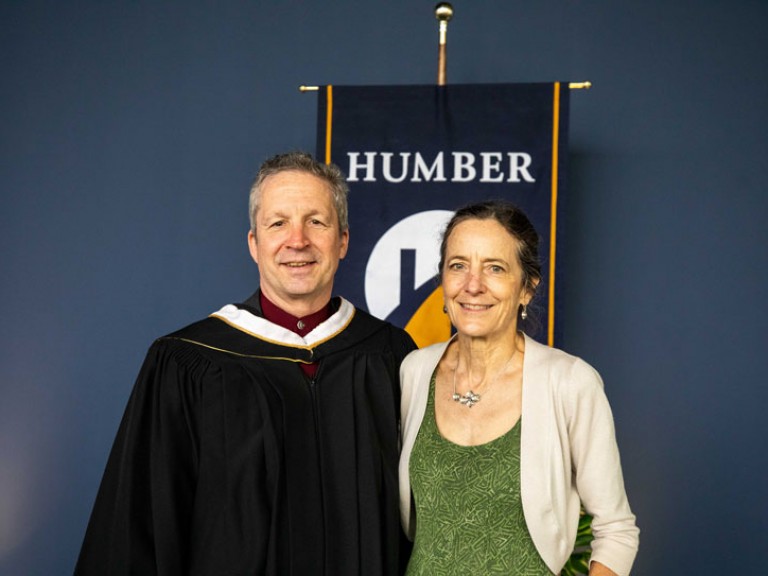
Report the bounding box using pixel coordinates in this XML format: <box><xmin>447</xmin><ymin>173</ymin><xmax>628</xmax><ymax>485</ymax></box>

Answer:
<box><xmin>286</xmin><ymin>224</ymin><xmax>310</xmax><ymax>248</ymax></box>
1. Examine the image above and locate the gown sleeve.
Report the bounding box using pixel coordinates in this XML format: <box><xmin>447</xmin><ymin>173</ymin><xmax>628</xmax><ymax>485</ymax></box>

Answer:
<box><xmin>75</xmin><ymin>339</ymin><xmax>206</xmax><ymax>576</ymax></box>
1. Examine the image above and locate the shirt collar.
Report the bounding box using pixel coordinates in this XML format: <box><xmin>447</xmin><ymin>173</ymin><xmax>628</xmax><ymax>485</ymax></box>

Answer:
<box><xmin>259</xmin><ymin>291</ymin><xmax>332</xmax><ymax>337</ymax></box>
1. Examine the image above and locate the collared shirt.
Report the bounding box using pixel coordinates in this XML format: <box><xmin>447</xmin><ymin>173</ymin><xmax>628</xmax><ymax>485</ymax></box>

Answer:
<box><xmin>259</xmin><ymin>292</ymin><xmax>331</xmax><ymax>378</ymax></box>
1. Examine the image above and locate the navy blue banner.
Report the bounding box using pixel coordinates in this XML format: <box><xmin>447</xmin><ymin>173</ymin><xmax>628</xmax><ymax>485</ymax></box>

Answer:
<box><xmin>316</xmin><ymin>83</ymin><xmax>569</xmax><ymax>347</ymax></box>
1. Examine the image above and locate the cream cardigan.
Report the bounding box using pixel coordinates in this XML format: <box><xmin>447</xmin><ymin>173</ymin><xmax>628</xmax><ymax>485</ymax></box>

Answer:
<box><xmin>399</xmin><ymin>334</ymin><xmax>639</xmax><ymax>575</ymax></box>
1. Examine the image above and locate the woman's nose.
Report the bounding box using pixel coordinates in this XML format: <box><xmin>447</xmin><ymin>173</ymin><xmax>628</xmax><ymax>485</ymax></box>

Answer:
<box><xmin>463</xmin><ymin>270</ymin><xmax>484</xmax><ymax>293</ymax></box>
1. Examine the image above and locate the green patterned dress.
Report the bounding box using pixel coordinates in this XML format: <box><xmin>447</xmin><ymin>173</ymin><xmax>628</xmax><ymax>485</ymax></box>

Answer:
<box><xmin>406</xmin><ymin>373</ymin><xmax>554</xmax><ymax>576</ymax></box>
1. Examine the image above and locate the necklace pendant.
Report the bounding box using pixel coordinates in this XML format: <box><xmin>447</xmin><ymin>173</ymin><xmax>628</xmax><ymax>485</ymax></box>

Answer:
<box><xmin>454</xmin><ymin>390</ymin><xmax>481</xmax><ymax>408</ymax></box>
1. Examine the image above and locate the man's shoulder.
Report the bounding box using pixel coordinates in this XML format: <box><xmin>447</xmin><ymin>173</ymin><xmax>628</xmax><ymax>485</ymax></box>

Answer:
<box><xmin>319</xmin><ymin>302</ymin><xmax>415</xmax><ymax>360</ymax></box>
<box><xmin>348</xmin><ymin>305</ymin><xmax>399</xmax><ymax>332</ymax></box>
<box><xmin>347</xmin><ymin>306</ymin><xmax>414</xmax><ymax>343</ymax></box>
<box><xmin>161</xmin><ymin>314</ymin><xmax>234</xmax><ymax>342</ymax></box>
<box><xmin>150</xmin><ymin>307</ymin><xmax>269</xmax><ymax>359</ymax></box>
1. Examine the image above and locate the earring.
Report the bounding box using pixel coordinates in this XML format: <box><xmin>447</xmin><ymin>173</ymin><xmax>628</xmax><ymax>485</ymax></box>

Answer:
<box><xmin>521</xmin><ymin>305</ymin><xmax>528</xmax><ymax>320</ymax></box>
<box><xmin>443</xmin><ymin>305</ymin><xmax>448</xmax><ymax>313</ymax></box>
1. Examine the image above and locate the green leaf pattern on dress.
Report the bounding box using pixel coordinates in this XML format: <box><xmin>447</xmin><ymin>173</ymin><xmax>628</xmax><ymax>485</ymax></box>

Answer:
<box><xmin>406</xmin><ymin>373</ymin><xmax>554</xmax><ymax>576</ymax></box>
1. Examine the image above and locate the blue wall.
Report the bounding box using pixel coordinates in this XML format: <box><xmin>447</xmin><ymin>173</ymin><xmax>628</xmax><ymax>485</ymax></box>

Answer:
<box><xmin>2</xmin><ymin>1</ymin><xmax>766</xmax><ymax>573</ymax></box>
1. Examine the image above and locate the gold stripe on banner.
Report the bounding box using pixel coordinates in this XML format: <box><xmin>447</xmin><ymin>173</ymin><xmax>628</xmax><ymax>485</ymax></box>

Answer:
<box><xmin>548</xmin><ymin>82</ymin><xmax>561</xmax><ymax>348</ymax></box>
<box><xmin>325</xmin><ymin>85</ymin><xmax>333</xmax><ymax>164</ymax></box>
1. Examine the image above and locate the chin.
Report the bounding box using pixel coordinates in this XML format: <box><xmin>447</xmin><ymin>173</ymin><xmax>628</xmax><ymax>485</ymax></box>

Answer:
<box><xmin>281</xmin><ymin>279</ymin><xmax>320</xmax><ymax>294</ymax></box>
<box><xmin>455</xmin><ymin>320</ymin><xmax>512</xmax><ymax>339</ymax></box>
<box><xmin>454</xmin><ymin>325</ymin><xmax>493</xmax><ymax>338</ymax></box>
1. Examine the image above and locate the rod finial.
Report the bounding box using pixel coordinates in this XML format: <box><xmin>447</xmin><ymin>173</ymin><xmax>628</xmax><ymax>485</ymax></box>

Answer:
<box><xmin>435</xmin><ymin>2</ymin><xmax>453</xmax><ymax>23</ymax></box>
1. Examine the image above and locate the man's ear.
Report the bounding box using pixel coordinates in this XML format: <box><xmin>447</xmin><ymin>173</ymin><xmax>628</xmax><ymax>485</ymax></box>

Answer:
<box><xmin>339</xmin><ymin>229</ymin><xmax>349</xmax><ymax>260</ymax></box>
<box><xmin>247</xmin><ymin>230</ymin><xmax>259</xmax><ymax>265</ymax></box>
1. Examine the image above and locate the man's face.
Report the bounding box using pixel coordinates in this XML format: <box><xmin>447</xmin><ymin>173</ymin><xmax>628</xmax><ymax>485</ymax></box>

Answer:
<box><xmin>248</xmin><ymin>170</ymin><xmax>349</xmax><ymax>316</ymax></box>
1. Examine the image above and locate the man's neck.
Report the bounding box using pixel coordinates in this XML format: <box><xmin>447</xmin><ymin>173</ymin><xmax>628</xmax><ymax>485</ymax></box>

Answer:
<box><xmin>259</xmin><ymin>291</ymin><xmax>332</xmax><ymax>336</ymax></box>
<box><xmin>260</xmin><ymin>290</ymin><xmax>333</xmax><ymax>319</ymax></box>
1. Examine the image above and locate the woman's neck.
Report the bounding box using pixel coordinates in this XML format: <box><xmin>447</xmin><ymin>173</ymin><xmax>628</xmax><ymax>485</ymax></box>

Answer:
<box><xmin>452</xmin><ymin>330</ymin><xmax>524</xmax><ymax>384</ymax></box>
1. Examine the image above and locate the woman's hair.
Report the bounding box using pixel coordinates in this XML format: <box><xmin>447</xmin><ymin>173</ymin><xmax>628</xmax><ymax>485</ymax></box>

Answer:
<box><xmin>438</xmin><ymin>199</ymin><xmax>542</xmax><ymax>297</ymax></box>
<box><xmin>248</xmin><ymin>151</ymin><xmax>349</xmax><ymax>233</ymax></box>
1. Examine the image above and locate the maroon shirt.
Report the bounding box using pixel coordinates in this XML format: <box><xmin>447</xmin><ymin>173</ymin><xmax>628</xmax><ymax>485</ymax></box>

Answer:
<box><xmin>259</xmin><ymin>292</ymin><xmax>331</xmax><ymax>378</ymax></box>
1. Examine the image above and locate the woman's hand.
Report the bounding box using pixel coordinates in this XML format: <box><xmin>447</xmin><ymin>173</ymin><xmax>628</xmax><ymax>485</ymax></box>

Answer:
<box><xmin>589</xmin><ymin>561</ymin><xmax>619</xmax><ymax>576</ymax></box>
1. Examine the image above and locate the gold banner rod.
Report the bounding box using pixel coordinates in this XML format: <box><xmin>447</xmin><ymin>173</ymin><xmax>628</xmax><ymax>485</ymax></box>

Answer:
<box><xmin>299</xmin><ymin>83</ymin><xmax>591</xmax><ymax>92</ymax></box>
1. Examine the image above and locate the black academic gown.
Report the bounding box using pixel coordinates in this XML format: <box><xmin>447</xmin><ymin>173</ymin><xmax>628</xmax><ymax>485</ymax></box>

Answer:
<box><xmin>75</xmin><ymin>294</ymin><xmax>416</xmax><ymax>576</ymax></box>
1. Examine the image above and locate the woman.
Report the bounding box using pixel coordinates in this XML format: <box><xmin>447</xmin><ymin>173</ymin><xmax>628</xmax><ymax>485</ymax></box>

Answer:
<box><xmin>399</xmin><ymin>200</ymin><xmax>639</xmax><ymax>575</ymax></box>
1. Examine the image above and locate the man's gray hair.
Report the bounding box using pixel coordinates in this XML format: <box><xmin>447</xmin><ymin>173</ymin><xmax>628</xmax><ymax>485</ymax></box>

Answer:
<box><xmin>248</xmin><ymin>151</ymin><xmax>349</xmax><ymax>233</ymax></box>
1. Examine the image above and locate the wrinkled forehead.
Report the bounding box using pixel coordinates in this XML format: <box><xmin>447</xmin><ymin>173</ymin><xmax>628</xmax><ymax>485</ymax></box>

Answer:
<box><xmin>258</xmin><ymin>171</ymin><xmax>335</xmax><ymax>210</ymax></box>
<box><xmin>447</xmin><ymin>217</ymin><xmax>519</xmax><ymax>247</ymax></box>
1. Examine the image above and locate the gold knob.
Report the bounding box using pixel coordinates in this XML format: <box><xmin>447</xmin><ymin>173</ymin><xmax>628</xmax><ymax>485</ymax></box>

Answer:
<box><xmin>435</xmin><ymin>2</ymin><xmax>453</xmax><ymax>23</ymax></box>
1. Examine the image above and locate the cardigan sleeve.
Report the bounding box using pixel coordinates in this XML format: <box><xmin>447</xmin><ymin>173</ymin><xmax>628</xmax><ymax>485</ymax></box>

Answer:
<box><xmin>398</xmin><ymin>342</ymin><xmax>450</xmax><ymax>540</ymax></box>
<box><xmin>564</xmin><ymin>359</ymin><xmax>640</xmax><ymax>576</ymax></box>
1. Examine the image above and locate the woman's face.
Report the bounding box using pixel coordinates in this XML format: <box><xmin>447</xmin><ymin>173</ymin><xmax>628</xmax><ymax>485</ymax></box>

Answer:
<box><xmin>442</xmin><ymin>218</ymin><xmax>532</xmax><ymax>340</ymax></box>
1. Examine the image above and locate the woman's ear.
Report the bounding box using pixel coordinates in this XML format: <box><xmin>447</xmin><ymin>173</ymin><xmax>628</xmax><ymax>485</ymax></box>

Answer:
<box><xmin>525</xmin><ymin>277</ymin><xmax>540</xmax><ymax>305</ymax></box>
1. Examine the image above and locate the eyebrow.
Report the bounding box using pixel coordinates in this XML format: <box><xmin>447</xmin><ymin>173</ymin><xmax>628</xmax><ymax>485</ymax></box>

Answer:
<box><xmin>448</xmin><ymin>255</ymin><xmax>510</xmax><ymax>268</ymax></box>
<box><xmin>260</xmin><ymin>208</ymin><xmax>329</xmax><ymax>222</ymax></box>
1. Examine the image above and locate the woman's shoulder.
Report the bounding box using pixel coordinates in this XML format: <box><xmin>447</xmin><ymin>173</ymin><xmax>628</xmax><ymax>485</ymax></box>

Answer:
<box><xmin>524</xmin><ymin>335</ymin><xmax>604</xmax><ymax>391</ymax></box>
<box><xmin>401</xmin><ymin>339</ymin><xmax>451</xmax><ymax>375</ymax></box>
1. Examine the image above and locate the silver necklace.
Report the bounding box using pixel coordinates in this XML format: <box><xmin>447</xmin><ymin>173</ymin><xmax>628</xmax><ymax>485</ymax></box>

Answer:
<box><xmin>452</xmin><ymin>350</ymin><xmax>515</xmax><ymax>408</ymax></box>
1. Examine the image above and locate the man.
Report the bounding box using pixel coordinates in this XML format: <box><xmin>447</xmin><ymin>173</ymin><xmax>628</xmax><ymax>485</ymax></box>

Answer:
<box><xmin>75</xmin><ymin>152</ymin><xmax>417</xmax><ymax>575</ymax></box>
